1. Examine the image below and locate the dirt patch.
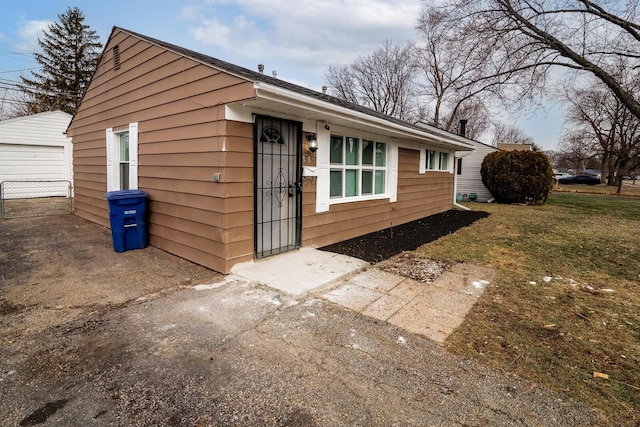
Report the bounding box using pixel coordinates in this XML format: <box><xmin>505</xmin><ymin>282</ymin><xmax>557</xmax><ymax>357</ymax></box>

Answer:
<box><xmin>0</xmin><ymin>214</ymin><xmax>221</xmax><ymax>340</ymax></box>
<box><xmin>376</xmin><ymin>252</ymin><xmax>452</xmax><ymax>283</ymax></box>
<box><xmin>321</xmin><ymin>209</ymin><xmax>489</xmax><ymax>263</ymax></box>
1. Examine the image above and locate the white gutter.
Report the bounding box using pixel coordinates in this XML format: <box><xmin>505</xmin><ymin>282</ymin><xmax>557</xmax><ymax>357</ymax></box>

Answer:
<box><xmin>253</xmin><ymin>82</ymin><xmax>475</xmax><ymax>151</ymax></box>
<box><xmin>452</xmin><ymin>147</ymin><xmax>477</xmax><ymax>211</ymax></box>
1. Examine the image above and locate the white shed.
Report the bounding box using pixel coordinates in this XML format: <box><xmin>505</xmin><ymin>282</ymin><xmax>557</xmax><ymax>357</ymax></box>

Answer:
<box><xmin>0</xmin><ymin>111</ymin><xmax>73</xmax><ymax>199</ymax></box>
<box><xmin>454</xmin><ymin>140</ymin><xmax>498</xmax><ymax>202</ymax></box>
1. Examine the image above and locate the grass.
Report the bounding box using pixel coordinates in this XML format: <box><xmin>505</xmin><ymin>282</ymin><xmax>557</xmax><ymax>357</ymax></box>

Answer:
<box><xmin>416</xmin><ymin>192</ymin><xmax>640</xmax><ymax>424</ymax></box>
<box><xmin>555</xmin><ymin>180</ymin><xmax>640</xmax><ymax>197</ymax></box>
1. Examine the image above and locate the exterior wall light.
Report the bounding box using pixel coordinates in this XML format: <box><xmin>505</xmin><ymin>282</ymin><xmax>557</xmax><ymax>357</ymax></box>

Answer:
<box><xmin>307</xmin><ymin>133</ymin><xmax>318</xmax><ymax>152</ymax></box>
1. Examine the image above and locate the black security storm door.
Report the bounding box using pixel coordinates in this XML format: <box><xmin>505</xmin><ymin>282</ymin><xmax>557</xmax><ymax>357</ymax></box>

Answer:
<box><xmin>254</xmin><ymin>116</ymin><xmax>302</xmax><ymax>258</ymax></box>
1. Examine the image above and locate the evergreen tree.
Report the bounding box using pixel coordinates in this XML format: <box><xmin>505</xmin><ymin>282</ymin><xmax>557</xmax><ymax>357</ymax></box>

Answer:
<box><xmin>17</xmin><ymin>7</ymin><xmax>102</xmax><ymax>115</ymax></box>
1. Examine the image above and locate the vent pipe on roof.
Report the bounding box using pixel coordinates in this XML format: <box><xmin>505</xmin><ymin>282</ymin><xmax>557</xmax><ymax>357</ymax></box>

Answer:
<box><xmin>258</xmin><ymin>64</ymin><xmax>264</xmax><ymax>74</ymax></box>
<box><xmin>322</xmin><ymin>85</ymin><xmax>328</xmax><ymax>94</ymax></box>
<box><xmin>459</xmin><ymin>119</ymin><xmax>468</xmax><ymax>138</ymax></box>
<box><xmin>272</xmin><ymin>70</ymin><xmax>277</xmax><ymax>78</ymax></box>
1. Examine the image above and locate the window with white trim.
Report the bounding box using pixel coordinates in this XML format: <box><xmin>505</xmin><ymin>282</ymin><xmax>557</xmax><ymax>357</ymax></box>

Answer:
<box><xmin>118</xmin><ymin>132</ymin><xmax>130</xmax><ymax>189</ymax></box>
<box><xmin>106</xmin><ymin>123</ymin><xmax>138</xmax><ymax>191</ymax></box>
<box><xmin>426</xmin><ymin>149</ymin><xmax>451</xmax><ymax>171</ymax></box>
<box><xmin>329</xmin><ymin>135</ymin><xmax>387</xmax><ymax>200</ymax></box>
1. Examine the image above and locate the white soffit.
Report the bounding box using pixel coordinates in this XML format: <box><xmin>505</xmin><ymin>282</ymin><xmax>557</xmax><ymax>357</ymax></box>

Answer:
<box><xmin>227</xmin><ymin>82</ymin><xmax>474</xmax><ymax>152</ymax></box>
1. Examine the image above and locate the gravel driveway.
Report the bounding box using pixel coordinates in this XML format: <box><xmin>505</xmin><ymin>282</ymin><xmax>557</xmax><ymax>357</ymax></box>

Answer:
<box><xmin>0</xmin><ymin>215</ymin><xmax>605</xmax><ymax>426</ymax></box>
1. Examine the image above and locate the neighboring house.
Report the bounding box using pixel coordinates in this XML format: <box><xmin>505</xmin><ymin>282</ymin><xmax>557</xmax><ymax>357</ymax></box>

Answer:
<box><xmin>66</xmin><ymin>27</ymin><xmax>474</xmax><ymax>274</ymax></box>
<box><xmin>0</xmin><ymin>111</ymin><xmax>73</xmax><ymax>198</ymax></box>
<box><xmin>454</xmin><ymin>140</ymin><xmax>497</xmax><ymax>202</ymax></box>
<box><xmin>496</xmin><ymin>143</ymin><xmax>532</xmax><ymax>151</ymax></box>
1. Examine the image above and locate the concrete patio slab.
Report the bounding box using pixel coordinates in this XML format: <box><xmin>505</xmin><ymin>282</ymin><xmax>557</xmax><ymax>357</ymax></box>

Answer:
<box><xmin>323</xmin><ymin>283</ymin><xmax>384</xmax><ymax>311</ymax></box>
<box><xmin>362</xmin><ymin>294</ymin><xmax>406</xmax><ymax>320</ymax></box>
<box><xmin>388</xmin><ymin>278</ymin><xmax>425</xmax><ymax>301</ymax></box>
<box><xmin>349</xmin><ymin>269</ymin><xmax>404</xmax><ymax>292</ymax></box>
<box><xmin>418</xmin><ymin>285</ymin><xmax>478</xmax><ymax>315</ymax></box>
<box><xmin>230</xmin><ymin>247</ymin><xmax>368</xmax><ymax>296</ymax></box>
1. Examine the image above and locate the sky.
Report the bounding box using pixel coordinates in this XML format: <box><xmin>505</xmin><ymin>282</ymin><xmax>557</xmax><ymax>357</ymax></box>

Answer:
<box><xmin>0</xmin><ymin>0</ymin><xmax>565</xmax><ymax>150</ymax></box>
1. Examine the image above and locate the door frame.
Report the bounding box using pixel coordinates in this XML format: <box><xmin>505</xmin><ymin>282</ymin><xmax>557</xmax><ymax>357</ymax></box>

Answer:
<box><xmin>253</xmin><ymin>115</ymin><xmax>303</xmax><ymax>258</ymax></box>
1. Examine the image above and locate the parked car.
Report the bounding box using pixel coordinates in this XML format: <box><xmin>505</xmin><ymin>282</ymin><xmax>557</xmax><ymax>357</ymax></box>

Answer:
<box><xmin>557</xmin><ymin>175</ymin><xmax>601</xmax><ymax>185</ymax></box>
<box><xmin>553</xmin><ymin>172</ymin><xmax>571</xmax><ymax>182</ymax></box>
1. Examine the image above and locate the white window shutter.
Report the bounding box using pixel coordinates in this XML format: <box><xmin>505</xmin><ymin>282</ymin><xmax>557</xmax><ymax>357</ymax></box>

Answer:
<box><xmin>315</xmin><ymin>127</ymin><xmax>330</xmax><ymax>213</ymax></box>
<box><xmin>389</xmin><ymin>144</ymin><xmax>398</xmax><ymax>203</ymax></box>
<box><xmin>129</xmin><ymin>122</ymin><xmax>139</xmax><ymax>189</ymax></box>
<box><xmin>106</xmin><ymin>128</ymin><xmax>116</xmax><ymax>191</ymax></box>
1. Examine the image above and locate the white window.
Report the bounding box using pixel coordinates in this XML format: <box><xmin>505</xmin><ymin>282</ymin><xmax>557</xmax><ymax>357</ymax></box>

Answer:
<box><xmin>426</xmin><ymin>148</ymin><xmax>451</xmax><ymax>172</ymax></box>
<box><xmin>329</xmin><ymin>135</ymin><xmax>387</xmax><ymax>201</ymax></box>
<box><xmin>106</xmin><ymin>123</ymin><xmax>138</xmax><ymax>191</ymax></box>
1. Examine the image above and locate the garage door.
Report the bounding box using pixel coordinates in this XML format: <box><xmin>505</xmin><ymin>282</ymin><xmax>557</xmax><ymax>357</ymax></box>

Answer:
<box><xmin>0</xmin><ymin>144</ymin><xmax>67</xmax><ymax>198</ymax></box>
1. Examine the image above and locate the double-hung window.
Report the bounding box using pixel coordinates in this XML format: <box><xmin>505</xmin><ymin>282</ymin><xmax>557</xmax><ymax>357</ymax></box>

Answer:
<box><xmin>329</xmin><ymin>135</ymin><xmax>387</xmax><ymax>200</ymax></box>
<box><xmin>118</xmin><ymin>132</ymin><xmax>130</xmax><ymax>190</ymax></box>
<box><xmin>106</xmin><ymin>123</ymin><xmax>138</xmax><ymax>191</ymax></box>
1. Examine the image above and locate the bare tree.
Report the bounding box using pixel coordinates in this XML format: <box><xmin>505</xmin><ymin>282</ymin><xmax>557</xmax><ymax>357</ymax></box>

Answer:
<box><xmin>564</xmin><ymin>73</ymin><xmax>640</xmax><ymax>191</ymax></box>
<box><xmin>438</xmin><ymin>0</ymin><xmax>640</xmax><ymax>121</ymax></box>
<box><xmin>415</xmin><ymin>5</ymin><xmax>547</xmax><ymax>135</ymax></box>
<box><xmin>557</xmin><ymin>131</ymin><xmax>598</xmax><ymax>173</ymax></box>
<box><xmin>442</xmin><ymin>99</ymin><xmax>491</xmax><ymax>139</ymax></box>
<box><xmin>492</xmin><ymin>122</ymin><xmax>535</xmax><ymax>146</ymax></box>
<box><xmin>325</xmin><ymin>40</ymin><xmax>421</xmax><ymax>122</ymax></box>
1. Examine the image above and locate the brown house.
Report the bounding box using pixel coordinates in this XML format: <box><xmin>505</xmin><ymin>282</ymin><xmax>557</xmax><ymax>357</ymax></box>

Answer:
<box><xmin>67</xmin><ymin>27</ymin><xmax>474</xmax><ymax>274</ymax></box>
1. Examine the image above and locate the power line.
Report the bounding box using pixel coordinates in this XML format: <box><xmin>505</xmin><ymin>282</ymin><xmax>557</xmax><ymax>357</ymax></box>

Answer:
<box><xmin>0</xmin><ymin>68</ymin><xmax>41</xmax><ymax>75</ymax></box>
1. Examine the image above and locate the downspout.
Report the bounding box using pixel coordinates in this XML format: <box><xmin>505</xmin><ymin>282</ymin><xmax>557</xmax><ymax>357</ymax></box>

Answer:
<box><xmin>454</xmin><ymin>120</ymin><xmax>471</xmax><ymax>211</ymax></box>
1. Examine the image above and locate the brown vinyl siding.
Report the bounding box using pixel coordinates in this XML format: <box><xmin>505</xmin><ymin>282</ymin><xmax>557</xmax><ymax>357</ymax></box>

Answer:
<box><xmin>302</xmin><ymin>148</ymin><xmax>453</xmax><ymax>248</ymax></box>
<box><xmin>68</xmin><ymin>27</ymin><xmax>462</xmax><ymax>275</ymax></box>
<box><xmin>67</xmin><ymin>29</ymin><xmax>256</xmax><ymax>273</ymax></box>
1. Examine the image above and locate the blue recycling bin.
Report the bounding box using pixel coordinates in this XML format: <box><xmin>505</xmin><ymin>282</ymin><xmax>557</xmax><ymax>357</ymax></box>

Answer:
<box><xmin>105</xmin><ymin>189</ymin><xmax>148</xmax><ymax>252</ymax></box>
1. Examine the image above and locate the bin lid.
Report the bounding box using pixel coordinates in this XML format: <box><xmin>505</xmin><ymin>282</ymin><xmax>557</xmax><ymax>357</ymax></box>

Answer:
<box><xmin>105</xmin><ymin>189</ymin><xmax>148</xmax><ymax>200</ymax></box>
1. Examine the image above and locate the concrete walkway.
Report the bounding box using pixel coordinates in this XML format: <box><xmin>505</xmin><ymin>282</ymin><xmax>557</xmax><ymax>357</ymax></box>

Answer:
<box><xmin>231</xmin><ymin>248</ymin><xmax>495</xmax><ymax>343</ymax></box>
<box><xmin>322</xmin><ymin>263</ymin><xmax>495</xmax><ymax>343</ymax></box>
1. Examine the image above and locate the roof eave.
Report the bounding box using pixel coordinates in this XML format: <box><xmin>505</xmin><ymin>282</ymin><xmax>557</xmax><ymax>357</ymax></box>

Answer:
<box><xmin>253</xmin><ymin>82</ymin><xmax>474</xmax><ymax>151</ymax></box>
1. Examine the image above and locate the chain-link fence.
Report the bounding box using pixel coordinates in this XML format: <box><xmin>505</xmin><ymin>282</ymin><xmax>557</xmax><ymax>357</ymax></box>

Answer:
<box><xmin>1</xmin><ymin>180</ymin><xmax>73</xmax><ymax>219</ymax></box>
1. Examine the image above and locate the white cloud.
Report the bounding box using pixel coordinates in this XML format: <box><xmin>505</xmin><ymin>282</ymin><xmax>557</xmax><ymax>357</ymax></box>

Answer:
<box><xmin>182</xmin><ymin>0</ymin><xmax>421</xmax><ymax>88</ymax></box>
<box><xmin>16</xmin><ymin>19</ymin><xmax>52</xmax><ymax>53</ymax></box>
<box><xmin>189</xmin><ymin>17</ymin><xmax>232</xmax><ymax>48</ymax></box>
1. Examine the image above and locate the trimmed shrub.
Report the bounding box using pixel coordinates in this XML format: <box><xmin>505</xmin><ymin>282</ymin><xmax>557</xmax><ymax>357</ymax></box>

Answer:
<box><xmin>481</xmin><ymin>150</ymin><xmax>554</xmax><ymax>204</ymax></box>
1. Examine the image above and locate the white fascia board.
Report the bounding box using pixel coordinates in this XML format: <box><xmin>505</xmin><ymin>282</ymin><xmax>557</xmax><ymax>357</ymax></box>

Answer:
<box><xmin>253</xmin><ymin>82</ymin><xmax>474</xmax><ymax>151</ymax></box>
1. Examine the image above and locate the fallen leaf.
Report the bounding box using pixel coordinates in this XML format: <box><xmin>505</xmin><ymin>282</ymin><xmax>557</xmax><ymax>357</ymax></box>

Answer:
<box><xmin>593</xmin><ymin>372</ymin><xmax>609</xmax><ymax>380</ymax></box>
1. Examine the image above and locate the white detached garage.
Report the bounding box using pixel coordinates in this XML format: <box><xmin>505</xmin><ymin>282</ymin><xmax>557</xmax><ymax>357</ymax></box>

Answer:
<box><xmin>0</xmin><ymin>111</ymin><xmax>73</xmax><ymax>199</ymax></box>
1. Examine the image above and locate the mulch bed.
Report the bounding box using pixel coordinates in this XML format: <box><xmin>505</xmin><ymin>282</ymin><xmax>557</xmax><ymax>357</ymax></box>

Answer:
<box><xmin>320</xmin><ymin>209</ymin><xmax>489</xmax><ymax>263</ymax></box>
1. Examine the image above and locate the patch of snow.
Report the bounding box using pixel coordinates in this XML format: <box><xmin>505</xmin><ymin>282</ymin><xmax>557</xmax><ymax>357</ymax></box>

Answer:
<box><xmin>269</xmin><ymin>298</ymin><xmax>283</xmax><ymax>306</ymax></box>
<box><xmin>479</xmin><ymin>279</ymin><xmax>490</xmax><ymax>285</ymax></box>
<box><xmin>471</xmin><ymin>281</ymin><xmax>485</xmax><ymax>289</ymax></box>
<box><xmin>601</xmin><ymin>288</ymin><xmax>614</xmax><ymax>293</ymax></box>
<box><xmin>397</xmin><ymin>336</ymin><xmax>407</xmax><ymax>345</ymax></box>
<box><xmin>542</xmin><ymin>276</ymin><xmax>552</xmax><ymax>282</ymax></box>
<box><xmin>528</xmin><ymin>281</ymin><xmax>537</xmax><ymax>285</ymax></box>
<box><xmin>585</xmin><ymin>285</ymin><xmax>594</xmax><ymax>291</ymax></box>
<box><xmin>135</xmin><ymin>297</ymin><xmax>147</xmax><ymax>302</ymax></box>
<box><xmin>193</xmin><ymin>282</ymin><xmax>226</xmax><ymax>291</ymax></box>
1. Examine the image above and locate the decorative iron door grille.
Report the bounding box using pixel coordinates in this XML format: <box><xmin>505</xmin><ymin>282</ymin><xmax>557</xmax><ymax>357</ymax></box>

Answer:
<box><xmin>254</xmin><ymin>116</ymin><xmax>302</xmax><ymax>258</ymax></box>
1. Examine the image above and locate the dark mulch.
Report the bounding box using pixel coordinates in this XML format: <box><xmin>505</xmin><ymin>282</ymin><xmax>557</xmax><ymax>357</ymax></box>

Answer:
<box><xmin>320</xmin><ymin>209</ymin><xmax>489</xmax><ymax>263</ymax></box>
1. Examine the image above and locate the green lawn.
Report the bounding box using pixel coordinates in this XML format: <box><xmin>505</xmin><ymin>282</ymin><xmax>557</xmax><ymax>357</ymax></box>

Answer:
<box><xmin>417</xmin><ymin>193</ymin><xmax>640</xmax><ymax>424</ymax></box>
